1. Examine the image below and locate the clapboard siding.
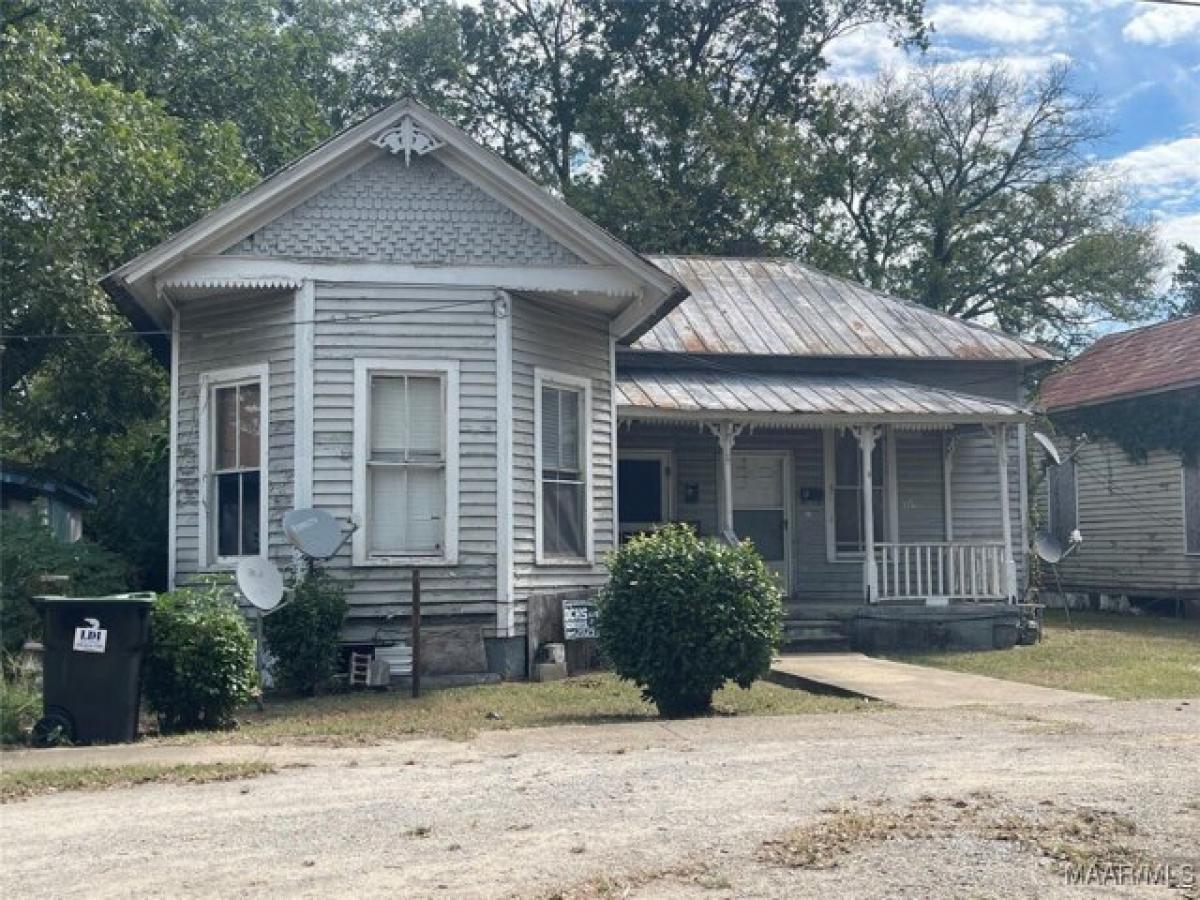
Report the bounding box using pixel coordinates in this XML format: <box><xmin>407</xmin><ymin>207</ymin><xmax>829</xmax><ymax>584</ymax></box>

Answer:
<box><xmin>175</xmin><ymin>291</ymin><xmax>296</xmax><ymax>581</ymax></box>
<box><xmin>1038</xmin><ymin>436</ymin><xmax>1200</xmax><ymax>596</ymax></box>
<box><xmin>619</xmin><ymin>421</ymin><xmax>1028</xmax><ymax>600</ymax></box>
<box><xmin>310</xmin><ymin>284</ymin><xmax>500</xmax><ymax>624</ymax></box>
<box><xmin>511</xmin><ymin>295</ymin><xmax>615</xmax><ymax>607</ymax></box>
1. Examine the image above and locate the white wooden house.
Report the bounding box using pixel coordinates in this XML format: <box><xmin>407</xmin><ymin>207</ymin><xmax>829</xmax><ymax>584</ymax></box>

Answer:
<box><xmin>103</xmin><ymin>100</ymin><xmax>1054</xmax><ymax>673</ymax></box>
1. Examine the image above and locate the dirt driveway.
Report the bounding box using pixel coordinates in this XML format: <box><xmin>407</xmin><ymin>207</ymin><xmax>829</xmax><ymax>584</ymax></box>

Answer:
<box><xmin>2</xmin><ymin>700</ymin><xmax>1197</xmax><ymax>898</ymax></box>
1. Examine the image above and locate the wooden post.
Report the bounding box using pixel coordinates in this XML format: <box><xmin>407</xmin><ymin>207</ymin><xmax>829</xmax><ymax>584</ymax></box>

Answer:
<box><xmin>706</xmin><ymin>421</ymin><xmax>743</xmax><ymax>544</ymax></box>
<box><xmin>854</xmin><ymin>425</ymin><xmax>881</xmax><ymax>603</ymax></box>
<box><xmin>990</xmin><ymin>424</ymin><xmax>1018</xmax><ymax>603</ymax></box>
<box><xmin>411</xmin><ymin>568</ymin><xmax>422</xmax><ymax>698</ymax></box>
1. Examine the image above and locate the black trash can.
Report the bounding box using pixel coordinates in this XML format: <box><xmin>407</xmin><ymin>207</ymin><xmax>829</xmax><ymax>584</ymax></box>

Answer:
<box><xmin>34</xmin><ymin>593</ymin><xmax>155</xmax><ymax>746</ymax></box>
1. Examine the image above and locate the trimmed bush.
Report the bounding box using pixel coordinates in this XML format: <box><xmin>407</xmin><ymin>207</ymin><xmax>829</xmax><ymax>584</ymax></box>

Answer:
<box><xmin>144</xmin><ymin>585</ymin><xmax>257</xmax><ymax>732</ymax></box>
<box><xmin>598</xmin><ymin>525</ymin><xmax>783</xmax><ymax>717</ymax></box>
<box><xmin>263</xmin><ymin>567</ymin><xmax>348</xmax><ymax>696</ymax></box>
<box><xmin>0</xmin><ymin>511</ymin><xmax>130</xmax><ymax>658</ymax></box>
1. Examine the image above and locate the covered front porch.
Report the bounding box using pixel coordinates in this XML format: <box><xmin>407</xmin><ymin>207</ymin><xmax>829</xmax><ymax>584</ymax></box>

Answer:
<box><xmin>615</xmin><ymin>368</ymin><xmax>1029</xmax><ymax>621</ymax></box>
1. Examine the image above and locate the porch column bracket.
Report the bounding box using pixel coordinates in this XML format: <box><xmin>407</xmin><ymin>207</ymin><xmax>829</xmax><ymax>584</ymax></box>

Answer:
<box><xmin>705</xmin><ymin>422</ymin><xmax>744</xmax><ymax>544</ymax></box>
<box><xmin>852</xmin><ymin>425</ymin><xmax>882</xmax><ymax>603</ymax></box>
<box><xmin>987</xmin><ymin>424</ymin><xmax>1019</xmax><ymax>603</ymax></box>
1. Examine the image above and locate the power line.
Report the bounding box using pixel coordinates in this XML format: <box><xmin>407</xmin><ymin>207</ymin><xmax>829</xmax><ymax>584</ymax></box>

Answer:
<box><xmin>2</xmin><ymin>296</ymin><xmax>494</xmax><ymax>343</ymax></box>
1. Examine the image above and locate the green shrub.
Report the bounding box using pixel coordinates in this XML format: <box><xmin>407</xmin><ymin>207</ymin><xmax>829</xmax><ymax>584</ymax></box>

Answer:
<box><xmin>263</xmin><ymin>567</ymin><xmax>348</xmax><ymax>696</ymax></box>
<box><xmin>0</xmin><ymin>511</ymin><xmax>130</xmax><ymax>658</ymax></box>
<box><xmin>598</xmin><ymin>525</ymin><xmax>783</xmax><ymax>717</ymax></box>
<box><xmin>144</xmin><ymin>585</ymin><xmax>257</xmax><ymax>732</ymax></box>
<box><xmin>0</xmin><ymin>669</ymin><xmax>42</xmax><ymax>745</ymax></box>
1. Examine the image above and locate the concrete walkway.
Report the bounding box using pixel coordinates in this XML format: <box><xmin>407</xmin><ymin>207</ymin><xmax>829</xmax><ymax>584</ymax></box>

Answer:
<box><xmin>769</xmin><ymin>653</ymin><xmax>1103</xmax><ymax>708</ymax></box>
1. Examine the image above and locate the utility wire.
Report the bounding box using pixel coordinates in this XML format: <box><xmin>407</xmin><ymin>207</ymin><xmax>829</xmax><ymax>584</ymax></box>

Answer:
<box><xmin>2</xmin><ymin>296</ymin><xmax>495</xmax><ymax>343</ymax></box>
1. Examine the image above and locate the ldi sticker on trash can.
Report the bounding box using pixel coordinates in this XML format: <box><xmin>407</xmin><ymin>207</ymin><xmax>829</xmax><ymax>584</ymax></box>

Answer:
<box><xmin>72</xmin><ymin>618</ymin><xmax>108</xmax><ymax>653</ymax></box>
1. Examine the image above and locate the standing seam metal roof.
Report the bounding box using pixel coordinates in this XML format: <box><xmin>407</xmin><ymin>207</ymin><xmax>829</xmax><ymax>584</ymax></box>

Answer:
<box><xmin>634</xmin><ymin>256</ymin><xmax>1054</xmax><ymax>363</ymax></box>
<box><xmin>617</xmin><ymin>370</ymin><xmax>1030</xmax><ymax>421</ymax></box>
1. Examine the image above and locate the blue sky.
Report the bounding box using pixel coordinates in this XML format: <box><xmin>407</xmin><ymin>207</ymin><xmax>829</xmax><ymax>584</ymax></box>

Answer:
<box><xmin>824</xmin><ymin>0</ymin><xmax>1200</xmax><ymax>273</ymax></box>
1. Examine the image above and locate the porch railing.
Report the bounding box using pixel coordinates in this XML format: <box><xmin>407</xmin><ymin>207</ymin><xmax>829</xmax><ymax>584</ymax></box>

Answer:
<box><xmin>874</xmin><ymin>542</ymin><xmax>1007</xmax><ymax>602</ymax></box>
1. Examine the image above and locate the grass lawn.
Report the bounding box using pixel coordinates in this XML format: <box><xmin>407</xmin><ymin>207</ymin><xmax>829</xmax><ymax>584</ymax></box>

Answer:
<box><xmin>0</xmin><ymin>761</ymin><xmax>275</xmax><ymax>803</ymax></box>
<box><xmin>167</xmin><ymin>673</ymin><xmax>874</xmax><ymax>746</ymax></box>
<box><xmin>893</xmin><ymin>611</ymin><xmax>1200</xmax><ymax>699</ymax></box>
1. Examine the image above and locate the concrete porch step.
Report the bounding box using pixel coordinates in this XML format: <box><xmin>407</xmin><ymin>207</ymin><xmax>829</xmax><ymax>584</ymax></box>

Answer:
<box><xmin>782</xmin><ymin>618</ymin><xmax>850</xmax><ymax>651</ymax></box>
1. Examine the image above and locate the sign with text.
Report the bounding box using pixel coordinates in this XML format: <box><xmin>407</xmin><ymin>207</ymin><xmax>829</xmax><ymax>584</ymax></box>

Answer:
<box><xmin>562</xmin><ymin>597</ymin><xmax>599</xmax><ymax>641</ymax></box>
<box><xmin>73</xmin><ymin>618</ymin><xmax>108</xmax><ymax>654</ymax></box>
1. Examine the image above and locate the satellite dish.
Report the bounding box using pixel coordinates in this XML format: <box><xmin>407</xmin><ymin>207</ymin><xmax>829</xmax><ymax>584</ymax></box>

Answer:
<box><xmin>236</xmin><ymin>558</ymin><xmax>284</xmax><ymax>611</ymax></box>
<box><xmin>283</xmin><ymin>508</ymin><xmax>344</xmax><ymax>560</ymax></box>
<box><xmin>1032</xmin><ymin>431</ymin><xmax>1062</xmax><ymax>466</ymax></box>
<box><xmin>1033</xmin><ymin>531</ymin><xmax>1064</xmax><ymax>564</ymax></box>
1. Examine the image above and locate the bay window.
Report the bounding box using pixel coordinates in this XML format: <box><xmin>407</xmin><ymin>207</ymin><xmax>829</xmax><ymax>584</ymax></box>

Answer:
<box><xmin>536</xmin><ymin>369</ymin><xmax>592</xmax><ymax>563</ymax></box>
<box><xmin>353</xmin><ymin>360</ymin><xmax>459</xmax><ymax>565</ymax></box>
<box><xmin>200</xmin><ymin>365</ymin><xmax>268</xmax><ymax>564</ymax></box>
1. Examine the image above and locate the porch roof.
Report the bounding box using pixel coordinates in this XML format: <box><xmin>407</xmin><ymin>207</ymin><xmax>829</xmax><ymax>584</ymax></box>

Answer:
<box><xmin>616</xmin><ymin>368</ymin><xmax>1030</xmax><ymax>426</ymax></box>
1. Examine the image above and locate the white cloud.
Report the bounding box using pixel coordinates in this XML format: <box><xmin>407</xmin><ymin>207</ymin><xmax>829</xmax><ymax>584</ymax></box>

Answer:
<box><xmin>823</xmin><ymin>23</ymin><xmax>911</xmax><ymax>83</ymax></box>
<box><xmin>1161</xmin><ymin>212</ymin><xmax>1200</xmax><ymax>253</ymax></box>
<box><xmin>1108</xmin><ymin>136</ymin><xmax>1200</xmax><ymax>209</ymax></box>
<box><xmin>1123</xmin><ymin>5</ymin><xmax>1200</xmax><ymax>46</ymax></box>
<box><xmin>928</xmin><ymin>1</ymin><xmax>1069</xmax><ymax>44</ymax></box>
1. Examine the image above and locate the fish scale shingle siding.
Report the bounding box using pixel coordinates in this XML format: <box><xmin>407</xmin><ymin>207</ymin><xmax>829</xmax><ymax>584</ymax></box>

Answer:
<box><xmin>225</xmin><ymin>153</ymin><xmax>582</xmax><ymax>266</ymax></box>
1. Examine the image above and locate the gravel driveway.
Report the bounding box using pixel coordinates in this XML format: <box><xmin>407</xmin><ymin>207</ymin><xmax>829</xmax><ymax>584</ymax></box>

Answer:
<box><xmin>2</xmin><ymin>699</ymin><xmax>1197</xmax><ymax>898</ymax></box>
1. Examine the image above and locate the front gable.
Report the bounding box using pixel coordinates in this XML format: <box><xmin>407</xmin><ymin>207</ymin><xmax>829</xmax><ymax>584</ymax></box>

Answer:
<box><xmin>223</xmin><ymin>152</ymin><xmax>582</xmax><ymax>267</ymax></box>
<box><xmin>102</xmin><ymin>101</ymin><xmax>684</xmax><ymax>348</ymax></box>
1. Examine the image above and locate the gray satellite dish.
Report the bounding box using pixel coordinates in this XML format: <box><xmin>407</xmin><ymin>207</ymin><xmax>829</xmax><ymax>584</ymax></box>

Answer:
<box><xmin>1032</xmin><ymin>431</ymin><xmax>1062</xmax><ymax>466</ymax></box>
<box><xmin>1033</xmin><ymin>530</ymin><xmax>1064</xmax><ymax>564</ymax></box>
<box><xmin>236</xmin><ymin>557</ymin><xmax>284</xmax><ymax>611</ymax></box>
<box><xmin>283</xmin><ymin>508</ymin><xmax>344</xmax><ymax>560</ymax></box>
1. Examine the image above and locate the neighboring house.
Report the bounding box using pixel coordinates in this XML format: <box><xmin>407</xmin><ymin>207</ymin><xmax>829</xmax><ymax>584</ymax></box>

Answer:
<box><xmin>0</xmin><ymin>460</ymin><xmax>95</xmax><ymax>543</ymax></box>
<box><xmin>102</xmin><ymin>100</ymin><xmax>1053</xmax><ymax>673</ymax></box>
<box><xmin>1037</xmin><ymin>316</ymin><xmax>1200</xmax><ymax>609</ymax></box>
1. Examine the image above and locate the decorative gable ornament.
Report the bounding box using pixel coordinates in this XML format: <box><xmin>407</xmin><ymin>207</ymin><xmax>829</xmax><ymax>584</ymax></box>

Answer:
<box><xmin>371</xmin><ymin>116</ymin><xmax>444</xmax><ymax>166</ymax></box>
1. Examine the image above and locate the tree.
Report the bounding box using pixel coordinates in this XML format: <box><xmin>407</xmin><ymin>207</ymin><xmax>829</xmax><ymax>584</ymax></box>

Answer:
<box><xmin>1167</xmin><ymin>244</ymin><xmax>1200</xmax><ymax>320</ymax></box>
<box><xmin>1</xmin><ymin>18</ymin><xmax>256</xmax><ymax>585</ymax></box>
<box><xmin>354</xmin><ymin>0</ymin><xmax>926</xmax><ymax>254</ymax></box>
<box><xmin>34</xmin><ymin>0</ymin><xmax>357</xmax><ymax>173</ymax></box>
<box><xmin>794</xmin><ymin>64</ymin><xmax>1164</xmax><ymax>349</ymax></box>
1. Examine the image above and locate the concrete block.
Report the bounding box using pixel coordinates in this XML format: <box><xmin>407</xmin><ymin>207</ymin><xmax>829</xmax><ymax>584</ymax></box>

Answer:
<box><xmin>534</xmin><ymin>661</ymin><xmax>568</xmax><ymax>682</ymax></box>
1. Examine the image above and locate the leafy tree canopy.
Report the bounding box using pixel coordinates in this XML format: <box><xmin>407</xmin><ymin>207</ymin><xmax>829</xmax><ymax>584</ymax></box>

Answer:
<box><xmin>1166</xmin><ymin>244</ymin><xmax>1200</xmax><ymax>320</ymax></box>
<box><xmin>792</xmin><ymin>64</ymin><xmax>1164</xmax><ymax>350</ymax></box>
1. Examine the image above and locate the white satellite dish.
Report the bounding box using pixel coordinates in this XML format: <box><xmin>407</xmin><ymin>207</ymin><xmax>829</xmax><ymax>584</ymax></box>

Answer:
<box><xmin>283</xmin><ymin>508</ymin><xmax>345</xmax><ymax>560</ymax></box>
<box><xmin>1032</xmin><ymin>431</ymin><xmax>1062</xmax><ymax>466</ymax></box>
<box><xmin>1033</xmin><ymin>531</ymin><xmax>1064</xmax><ymax>564</ymax></box>
<box><xmin>236</xmin><ymin>557</ymin><xmax>284</xmax><ymax>611</ymax></box>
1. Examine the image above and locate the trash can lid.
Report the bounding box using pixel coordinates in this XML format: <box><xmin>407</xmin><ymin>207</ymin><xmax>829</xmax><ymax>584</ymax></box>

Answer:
<box><xmin>34</xmin><ymin>592</ymin><xmax>156</xmax><ymax>605</ymax></box>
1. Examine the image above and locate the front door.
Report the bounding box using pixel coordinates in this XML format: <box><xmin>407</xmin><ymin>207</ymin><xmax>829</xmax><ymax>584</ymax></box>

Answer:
<box><xmin>732</xmin><ymin>452</ymin><xmax>790</xmax><ymax>592</ymax></box>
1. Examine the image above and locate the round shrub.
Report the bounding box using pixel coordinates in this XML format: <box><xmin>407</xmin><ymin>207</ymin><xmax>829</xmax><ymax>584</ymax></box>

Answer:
<box><xmin>144</xmin><ymin>586</ymin><xmax>257</xmax><ymax>732</ymax></box>
<box><xmin>598</xmin><ymin>524</ymin><xmax>783</xmax><ymax>717</ymax></box>
<box><xmin>263</xmin><ymin>567</ymin><xmax>347</xmax><ymax>696</ymax></box>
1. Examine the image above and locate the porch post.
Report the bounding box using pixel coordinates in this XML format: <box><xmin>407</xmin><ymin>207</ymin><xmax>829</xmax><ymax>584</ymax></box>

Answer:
<box><xmin>853</xmin><ymin>425</ymin><xmax>881</xmax><ymax>603</ymax></box>
<box><xmin>706</xmin><ymin>421</ymin><xmax>743</xmax><ymax>544</ymax></box>
<box><xmin>990</xmin><ymin>423</ymin><xmax>1019</xmax><ymax>603</ymax></box>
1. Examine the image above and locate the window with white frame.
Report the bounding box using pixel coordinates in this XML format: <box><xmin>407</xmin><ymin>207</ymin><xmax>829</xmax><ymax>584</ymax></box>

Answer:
<box><xmin>1185</xmin><ymin>458</ymin><xmax>1199</xmax><ymax>555</ymax></box>
<box><xmin>353</xmin><ymin>360</ymin><xmax>458</xmax><ymax>564</ymax></box>
<box><xmin>1047</xmin><ymin>458</ymin><xmax>1078</xmax><ymax>546</ymax></box>
<box><xmin>202</xmin><ymin>368</ymin><xmax>267</xmax><ymax>562</ymax></box>
<box><xmin>537</xmin><ymin>371</ymin><xmax>591</xmax><ymax>562</ymax></box>
<box><xmin>827</xmin><ymin>428</ymin><xmax>887</xmax><ymax>557</ymax></box>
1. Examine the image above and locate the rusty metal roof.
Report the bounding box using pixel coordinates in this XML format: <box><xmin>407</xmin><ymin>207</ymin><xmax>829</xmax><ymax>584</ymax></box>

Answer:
<box><xmin>633</xmin><ymin>256</ymin><xmax>1054</xmax><ymax>363</ymax></box>
<box><xmin>1039</xmin><ymin>314</ymin><xmax>1200</xmax><ymax>411</ymax></box>
<box><xmin>617</xmin><ymin>369</ymin><xmax>1030</xmax><ymax>424</ymax></box>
